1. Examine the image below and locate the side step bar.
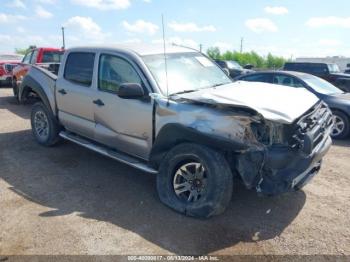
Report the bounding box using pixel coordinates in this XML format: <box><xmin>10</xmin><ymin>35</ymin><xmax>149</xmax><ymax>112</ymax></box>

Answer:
<box><xmin>59</xmin><ymin>131</ymin><xmax>158</xmax><ymax>174</ymax></box>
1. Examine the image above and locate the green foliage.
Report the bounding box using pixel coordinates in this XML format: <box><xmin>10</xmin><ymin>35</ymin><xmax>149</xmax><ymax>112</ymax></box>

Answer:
<box><xmin>15</xmin><ymin>45</ymin><xmax>37</xmax><ymax>55</ymax></box>
<box><xmin>206</xmin><ymin>47</ymin><xmax>221</xmax><ymax>60</ymax></box>
<box><xmin>206</xmin><ymin>47</ymin><xmax>288</xmax><ymax>69</ymax></box>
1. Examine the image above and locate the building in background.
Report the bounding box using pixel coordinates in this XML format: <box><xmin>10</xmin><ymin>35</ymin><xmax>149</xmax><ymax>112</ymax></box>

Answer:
<box><xmin>295</xmin><ymin>57</ymin><xmax>350</xmax><ymax>72</ymax></box>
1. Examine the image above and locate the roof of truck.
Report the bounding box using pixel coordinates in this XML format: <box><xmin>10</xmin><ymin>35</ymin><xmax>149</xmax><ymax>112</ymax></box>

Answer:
<box><xmin>67</xmin><ymin>43</ymin><xmax>196</xmax><ymax>56</ymax></box>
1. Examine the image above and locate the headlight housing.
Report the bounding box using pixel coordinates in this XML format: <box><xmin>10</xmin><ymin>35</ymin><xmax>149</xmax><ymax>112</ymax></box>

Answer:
<box><xmin>251</xmin><ymin>121</ymin><xmax>287</xmax><ymax>146</ymax></box>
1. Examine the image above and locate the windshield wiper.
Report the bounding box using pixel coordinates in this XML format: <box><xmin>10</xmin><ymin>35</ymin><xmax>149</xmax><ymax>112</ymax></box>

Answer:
<box><xmin>169</xmin><ymin>89</ymin><xmax>197</xmax><ymax>96</ymax></box>
<box><xmin>211</xmin><ymin>82</ymin><xmax>231</xmax><ymax>88</ymax></box>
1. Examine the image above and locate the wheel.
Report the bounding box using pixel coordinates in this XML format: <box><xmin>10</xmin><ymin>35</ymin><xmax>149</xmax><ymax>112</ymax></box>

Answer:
<box><xmin>12</xmin><ymin>77</ymin><xmax>19</xmax><ymax>101</ymax></box>
<box><xmin>157</xmin><ymin>143</ymin><xmax>233</xmax><ymax>218</ymax></box>
<box><xmin>331</xmin><ymin>111</ymin><xmax>350</xmax><ymax>139</ymax></box>
<box><xmin>31</xmin><ymin>102</ymin><xmax>61</xmax><ymax>146</ymax></box>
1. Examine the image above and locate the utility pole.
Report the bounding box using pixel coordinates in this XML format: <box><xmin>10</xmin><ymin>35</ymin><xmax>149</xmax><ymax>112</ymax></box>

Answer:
<box><xmin>61</xmin><ymin>27</ymin><xmax>65</xmax><ymax>49</ymax></box>
<box><xmin>240</xmin><ymin>37</ymin><xmax>244</xmax><ymax>53</ymax></box>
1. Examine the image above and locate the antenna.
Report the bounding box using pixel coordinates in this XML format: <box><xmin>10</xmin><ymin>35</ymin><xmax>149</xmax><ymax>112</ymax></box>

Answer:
<box><xmin>161</xmin><ymin>14</ymin><xmax>169</xmax><ymax>101</ymax></box>
<box><xmin>61</xmin><ymin>27</ymin><xmax>66</xmax><ymax>49</ymax></box>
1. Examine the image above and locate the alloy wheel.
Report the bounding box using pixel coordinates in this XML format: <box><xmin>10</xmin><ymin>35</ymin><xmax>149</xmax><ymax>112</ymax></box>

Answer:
<box><xmin>173</xmin><ymin>162</ymin><xmax>207</xmax><ymax>203</ymax></box>
<box><xmin>331</xmin><ymin>115</ymin><xmax>345</xmax><ymax>137</ymax></box>
<box><xmin>34</xmin><ymin>110</ymin><xmax>49</xmax><ymax>140</ymax></box>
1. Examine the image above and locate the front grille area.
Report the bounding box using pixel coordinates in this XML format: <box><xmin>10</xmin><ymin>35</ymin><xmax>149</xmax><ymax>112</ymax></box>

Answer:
<box><xmin>292</xmin><ymin>102</ymin><xmax>333</xmax><ymax>154</ymax></box>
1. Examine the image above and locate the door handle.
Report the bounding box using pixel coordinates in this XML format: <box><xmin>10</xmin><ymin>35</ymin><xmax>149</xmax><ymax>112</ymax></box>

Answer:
<box><xmin>93</xmin><ymin>99</ymin><xmax>105</xmax><ymax>107</ymax></box>
<box><xmin>58</xmin><ymin>89</ymin><xmax>67</xmax><ymax>95</ymax></box>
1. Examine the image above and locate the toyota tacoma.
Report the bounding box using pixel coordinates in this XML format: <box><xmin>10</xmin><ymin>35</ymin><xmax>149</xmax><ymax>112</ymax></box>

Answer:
<box><xmin>19</xmin><ymin>45</ymin><xmax>333</xmax><ymax>218</ymax></box>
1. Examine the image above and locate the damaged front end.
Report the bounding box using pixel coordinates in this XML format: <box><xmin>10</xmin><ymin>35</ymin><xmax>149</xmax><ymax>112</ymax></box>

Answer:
<box><xmin>237</xmin><ymin>102</ymin><xmax>334</xmax><ymax>195</ymax></box>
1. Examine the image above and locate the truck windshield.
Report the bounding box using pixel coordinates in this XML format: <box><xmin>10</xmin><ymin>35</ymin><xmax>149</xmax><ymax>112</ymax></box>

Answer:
<box><xmin>142</xmin><ymin>52</ymin><xmax>232</xmax><ymax>95</ymax></box>
<box><xmin>227</xmin><ymin>61</ymin><xmax>243</xmax><ymax>70</ymax></box>
<box><xmin>302</xmin><ymin>75</ymin><xmax>343</xmax><ymax>95</ymax></box>
<box><xmin>328</xmin><ymin>64</ymin><xmax>340</xmax><ymax>73</ymax></box>
<box><xmin>42</xmin><ymin>51</ymin><xmax>64</xmax><ymax>63</ymax></box>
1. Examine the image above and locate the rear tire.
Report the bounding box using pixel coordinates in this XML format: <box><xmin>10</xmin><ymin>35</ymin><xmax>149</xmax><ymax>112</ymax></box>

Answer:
<box><xmin>331</xmin><ymin>111</ymin><xmax>350</xmax><ymax>139</ymax></box>
<box><xmin>157</xmin><ymin>143</ymin><xmax>233</xmax><ymax>218</ymax></box>
<box><xmin>12</xmin><ymin>77</ymin><xmax>19</xmax><ymax>102</ymax></box>
<box><xmin>31</xmin><ymin>102</ymin><xmax>61</xmax><ymax>146</ymax></box>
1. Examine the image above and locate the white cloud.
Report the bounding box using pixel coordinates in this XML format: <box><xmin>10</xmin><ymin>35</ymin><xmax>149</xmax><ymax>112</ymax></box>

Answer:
<box><xmin>318</xmin><ymin>39</ymin><xmax>343</xmax><ymax>46</ymax></box>
<box><xmin>122</xmin><ymin>20</ymin><xmax>159</xmax><ymax>35</ymax></box>
<box><xmin>306</xmin><ymin>16</ymin><xmax>350</xmax><ymax>28</ymax></box>
<box><xmin>264</xmin><ymin>6</ymin><xmax>288</xmax><ymax>15</ymax></box>
<box><xmin>36</xmin><ymin>0</ymin><xmax>56</xmax><ymax>4</ymax></box>
<box><xmin>7</xmin><ymin>0</ymin><xmax>26</xmax><ymax>9</ymax></box>
<box><xmin>143</xmin><ymin>0</ymin><xmax>151</xmax><ymax>3</ymax></box>
<box><xmin>213</xmin><ymin>42</ymin><xmax>233</xmax><ymax>52</ymax></box>
<box><xmin>35</xmin><ymin>6</ymin><xmax>53</xmax><ymax>19</ymax></box>
<box><xmin>245</xmin><ymin>18</ymin><xmax>278</xmax><ymax>33</ymax></box>
<box><xmin>63</xmin><ymin>16</ymin><xmax>108</xmax><ymax>42</ymax></box>
<box><xmin>16</xmin><ymin>26</ymin><xmax>25</xmax><ymax>33</ymax></box>
<box><xmin>0</xmin><ymin>33</ymin><xmax>49</xmax><ymax>49</ymax></box>
<box><xmin>0</xmin><ymin>13</ymin><xmax>27</xmax><ymax>24</ymax></box>
<box><xmin>168</xmin><ymin>21</ymin><xmax>216</xmax><ymax>32</ymax></box>
<box><xmin>152</xmin><ymin>37</ymin><xmax>199</xmax><ymax>49</ymax></box>
<box><xmin>123</xmin><ymin>38</ymin><xmax>142</xmax><ymax>43</ymax></box>
<box><xmin>71</xmin><ymin>0</ymin><xmax>131</xmax><ymax>10</ymax></box>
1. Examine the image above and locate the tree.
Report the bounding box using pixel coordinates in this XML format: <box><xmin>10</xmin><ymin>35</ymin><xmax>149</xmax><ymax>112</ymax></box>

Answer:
<box><xmin>206</xmin><ymin>47</ymin><xmax>288</xmax><ymax>69</ymax></box>
<box><xmin>15</xmin><ymin>45</ymin><xmax>37</xmax><ymax>55</ymax></box>
<box><xmin>207</xmin><ymin>47</ymin><xmax>221</xmax><ymax>60</ymax></box>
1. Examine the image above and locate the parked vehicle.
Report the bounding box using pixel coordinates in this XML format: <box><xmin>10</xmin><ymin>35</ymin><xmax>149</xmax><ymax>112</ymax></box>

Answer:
<box><xmin>215</xmin><ymin>60</ymin><xmax>254</xmax><ymax>78</ymax></box>
<box><xmin>0</xmin><ymin>54</ymin><xmax>23</xmax><ymax>86</ymax></box>
<box><xmin>345</xmin><ymin>63</ymin><xmax>350</xmax><ymax>74</ymax></box>
<box><xmin>12</xmin><ymin>47</ymin><xmax>64</xmax><ymax>98</ymax></box>
<box><xmin>235</xmin><ymin>71</ymin><xmax>350</xmax><ymax>139</ymax></box>
<box><xmin>19</xmin><ymin>45</ymin><xmax>333</xmax><ymax>218</ymax></box>
<box><xmin>283</xmin><ymin>62</ymin><xmax>350</xmax><ymax>92</ymax></box>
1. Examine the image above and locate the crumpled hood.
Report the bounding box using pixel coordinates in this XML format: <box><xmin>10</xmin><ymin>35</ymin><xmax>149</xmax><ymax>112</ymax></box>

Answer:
<box><xmin>177</xmin><ymin>81</ymin><xmax>320</xmax><ymax>124</ymax></box>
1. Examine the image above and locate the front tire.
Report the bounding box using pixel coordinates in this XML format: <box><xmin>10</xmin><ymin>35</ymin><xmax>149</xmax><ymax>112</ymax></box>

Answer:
<box><xmin>157</xmin><ymin>143</ymin><xmax>233</xmax><ymax>218</ymax></box>
<box><xmin>331</xmin><ymin>111</ymin><xmax>350</xmax><ymax>139</ymax></box>
<box><xmin>31</xmin><ymin>102</ymin><xmax>61</xmax><ymax>146</ymax></box>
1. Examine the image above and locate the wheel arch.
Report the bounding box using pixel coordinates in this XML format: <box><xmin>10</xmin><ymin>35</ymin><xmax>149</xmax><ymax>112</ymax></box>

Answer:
<box><xmin>149</xmin><ymin>123</ymin><xmax>249</xmax><ymax>168</ymax></box>
<box><xmin>19</xmin><ymin>75</ymin><xmax>56</xmax><ymax>116</ymax></box>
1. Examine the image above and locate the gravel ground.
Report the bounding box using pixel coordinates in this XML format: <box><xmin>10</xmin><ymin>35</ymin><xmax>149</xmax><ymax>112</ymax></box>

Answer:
<box><xmin>0</xmin><ymin>87</ymin><xmax>349</xmax><ymax>256</ymax></box>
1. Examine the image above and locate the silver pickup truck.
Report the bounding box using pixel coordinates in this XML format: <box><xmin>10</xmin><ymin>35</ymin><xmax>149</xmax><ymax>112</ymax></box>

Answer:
<box><xmin>19</xmin><ymin>44</ymin><xmax>333</xmax><ymax>218</ymax></box>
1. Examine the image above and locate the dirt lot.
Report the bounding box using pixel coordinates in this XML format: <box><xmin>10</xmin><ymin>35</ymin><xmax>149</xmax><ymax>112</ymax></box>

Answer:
<box><xmin>0</xmin><ymin>87</ymin><xmax>349</xmax><ymax>256</ymax></box>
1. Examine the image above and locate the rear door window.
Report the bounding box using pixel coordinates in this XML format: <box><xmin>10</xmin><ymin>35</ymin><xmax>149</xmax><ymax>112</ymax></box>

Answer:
<box><xmin>273</xmin><ymin>74</ymin><xmax>305</xmax><ymax>88</ymax></box>
<box><xmin>240</xmin><ymin>74</ymin><xmax>273</xmax><ymax>83</ymax></box>
<box><xmin>64</xmin><ymin>52</ymin><xmax>95</xmax><ymax>87</ymax></box>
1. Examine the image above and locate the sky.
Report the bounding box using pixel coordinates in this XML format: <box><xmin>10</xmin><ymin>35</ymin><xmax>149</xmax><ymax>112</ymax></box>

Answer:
<box><xmin>0</xmin><ymin>0</ymin><xmax>350</xmax><ymax>58</ymax></box>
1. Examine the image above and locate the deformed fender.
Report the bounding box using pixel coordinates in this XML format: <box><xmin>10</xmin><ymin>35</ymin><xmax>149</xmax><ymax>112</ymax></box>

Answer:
<box><xmin>19</xmin><ymin>75</ymin><xmax>56</xmax><ymax>116</ymax></box>
<box><xmin>149</xmin><ymin>123</ymin><xmax>249</xmax><ymax>167</ymax></box>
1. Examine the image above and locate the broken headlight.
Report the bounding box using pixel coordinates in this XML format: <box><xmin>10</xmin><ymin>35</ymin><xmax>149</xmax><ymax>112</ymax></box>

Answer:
<box><xmin>251</xmin><ymin>121</ymin><xmax>287</xmax><ymax>146</ymax></box>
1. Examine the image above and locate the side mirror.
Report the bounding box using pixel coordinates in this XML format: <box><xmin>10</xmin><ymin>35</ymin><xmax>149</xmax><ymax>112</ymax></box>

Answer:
<box><xmin>244</xmin><ymin>64</ymin><xmax>254</xmax><ymax>70</ymax></box>
<box><xmin>117</xmin><ymin>83</ymin><xmax>145</xmax><ymax>99</ymax></box>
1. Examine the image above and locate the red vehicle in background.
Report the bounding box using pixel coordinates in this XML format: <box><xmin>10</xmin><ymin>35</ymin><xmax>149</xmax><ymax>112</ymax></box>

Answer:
<box><xmin>12</xmin><ymin>47</ymin><xmax>64</xmax><ymax>98</ymax></box>
<box><xmin>0</xmin><ymin>54</ymin><xmax>23</xmax><ymax>86</ymax></box>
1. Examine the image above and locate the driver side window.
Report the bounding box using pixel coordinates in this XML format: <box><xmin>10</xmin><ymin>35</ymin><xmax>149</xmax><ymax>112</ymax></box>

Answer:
<box><xmin>98</xmin><ymin>54</ymin><xmax>142</xmax><ymax>93</ymax></box>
